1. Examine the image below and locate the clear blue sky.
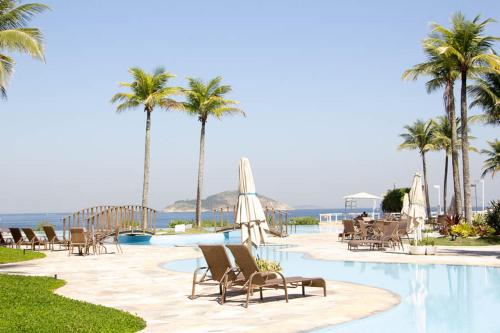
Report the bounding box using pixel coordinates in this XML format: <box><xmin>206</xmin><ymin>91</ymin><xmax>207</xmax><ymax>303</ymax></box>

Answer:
<box><xmin>0</xmin><ymin>0</ymin><xmax>499</xmax><ymax>213</ymax></box>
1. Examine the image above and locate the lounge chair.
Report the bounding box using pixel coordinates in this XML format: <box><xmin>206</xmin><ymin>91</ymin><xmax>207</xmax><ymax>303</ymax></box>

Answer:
<box><xmin>9</xmin><ymin>228</ymin><xmax>31</xmax><ymax>249</ymax></box>
<box><xmin>372</xmin><ymin>221</ymin><xmax>400</xmax><ymax>250</ymax></box>
<box><xmin>340</xmin><ymin>220</ymin><xmax>355</xmax><ymax>242</ymax></box>
<box><xmin>68</xmin><ymin>228</ymin><xmax>94</xmax><ymax>256</ymax></box>
<box><xmin>191</xmin><ymin>244</ymin><xmax>245</xmax><ymax>300</ymax></box>
<box><xmin>22</xmin><ymin>228</ymin><xmax>48</xmax><ymax>251</ymax></box>
<box><xmin>0</xmin><ymin>230</ymin><xmax>13</xmax><ymax>247</ymax></box>
<box><xmin>226</xmin><ymin>244</ymin><xmax>326</xmax><ymax>308</ymax></box>
<box><xmin>43</xmin><ymin>225</ymin><xmax>69</xmax><ymax>251</ymax></box>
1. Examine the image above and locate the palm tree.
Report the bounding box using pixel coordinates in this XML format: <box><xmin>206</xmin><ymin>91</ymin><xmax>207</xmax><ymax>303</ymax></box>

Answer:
<box><xmin>481</xmin><ymin>140</ymin><xmax>500</xmax><ymax>178</ymax></box>
<box><xmin>426</xmin><ymin>12</ymin><xmax>500</xmax><ymax>223</ymax></box>
<box><xmin>432</xmin><ymin>116</ymin><xmax>478</xmax><ymax>213</ymax></box>
<box><xmin>111</xmin><ymin>67</ymin><xmax>181</xmax><ymax>225</ymax></box>
<box><xmin>402</xmin><ymin>43</ymin><xmax>463</xmax><ymax>214</ymax></box>
<box><xmin>399</xmin><ymin>119</ymin><xmax>436</xmax><ymax>219</ymax></box>
<box><xmin>469</xmin><ymin>72</ymin><xmax>500</xmax><ymax>126</ymax></box>
<box><xmin>182</xmin><ymin>77</ymin><xmax>244</xmax><ymax>226</ymax></box>
<box><xmin>0</xmin><ymin>0</ymin><xmax>49</xmax><ymax>98</ymax></box>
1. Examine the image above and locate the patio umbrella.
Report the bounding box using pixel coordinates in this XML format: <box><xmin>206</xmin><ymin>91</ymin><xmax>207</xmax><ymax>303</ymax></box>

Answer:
<box><xmin>408</xmin><ymin>173</ymin><xmax>427</xmax><ymax>242</ymax></box>
<box><xmin>235</xmin><ymin>157</ymin><xmax>269</xmax><ymax>247</ymax></box>
<box><xmin>401</xmin><ymin>193</ymin><xmax>410</xmax><ymax>217</ymax></box>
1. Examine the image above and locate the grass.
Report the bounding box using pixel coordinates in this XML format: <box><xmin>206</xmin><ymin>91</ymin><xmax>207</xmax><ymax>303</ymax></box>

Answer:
<box><xmin>0</xmin><ymin>247</ymin><xmax>46</xmax><ymax>264</ymax></box>
<box><xmin>0</xmin><ymin>274</ymin><xmax>146</xmax><ymax>333</ymax></box>
<box><xmin>431</xmin><ymin>235</ymin><xmax>500</xmax><ymax>246</ymax></box>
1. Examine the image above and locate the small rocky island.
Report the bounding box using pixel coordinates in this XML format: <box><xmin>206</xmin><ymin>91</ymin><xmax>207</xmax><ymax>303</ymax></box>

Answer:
<box><xmin>164</xmin><ymin>191</ymin><xmax>292</xmax><ymax>212</ymax></box>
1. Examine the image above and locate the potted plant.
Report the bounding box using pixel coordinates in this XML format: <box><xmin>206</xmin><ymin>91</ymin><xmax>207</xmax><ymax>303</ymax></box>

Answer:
<box><xmin>409</xmin><ymin>240</ymin><xmax>426</xmax><ymax>255</ymax></box>
<box><xmin>421</xmin><ymin>238</ymin><xmax>437</xmax><ymax>255</ymax></box>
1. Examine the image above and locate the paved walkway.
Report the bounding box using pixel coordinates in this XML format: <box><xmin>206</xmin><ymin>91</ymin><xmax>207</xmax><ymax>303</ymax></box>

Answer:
<box><xmin>1</xmin><ymin>232</ymin><xmax>499</xmax><ymax>332</ymax></box>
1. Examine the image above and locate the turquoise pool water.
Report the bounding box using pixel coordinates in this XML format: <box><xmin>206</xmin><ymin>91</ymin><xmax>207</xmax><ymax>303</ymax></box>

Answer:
<box><xmin>164</xmin><ymin>245</ymin><xmax>500</xmax><ymax>333</ymax></box>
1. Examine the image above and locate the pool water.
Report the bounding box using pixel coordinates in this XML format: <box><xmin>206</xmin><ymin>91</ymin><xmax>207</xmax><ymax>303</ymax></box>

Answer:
<box><xmin>164</xmin><ymin>246</ymin><xmax>500</xmax><ymax>333</ymax></box>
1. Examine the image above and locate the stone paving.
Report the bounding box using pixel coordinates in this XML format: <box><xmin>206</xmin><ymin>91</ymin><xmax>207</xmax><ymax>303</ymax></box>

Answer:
<box><xmin>1</xmin><ymin>232</ymin><xmax>499</xmax><ymax>332</ymax></box>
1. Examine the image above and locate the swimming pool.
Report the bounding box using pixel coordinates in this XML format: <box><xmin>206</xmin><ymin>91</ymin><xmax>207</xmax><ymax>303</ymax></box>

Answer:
<box><xmin>164</xmin><ymin>245</ymin><xmax>500</xmax><ymax>333</ymax></box>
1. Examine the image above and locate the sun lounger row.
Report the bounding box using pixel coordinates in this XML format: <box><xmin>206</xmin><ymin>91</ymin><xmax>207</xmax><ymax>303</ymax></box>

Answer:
<box><xmin>192</xmin><ymin>244</ymin><xmax>326</xmax><ymax>308</ymax></box>
<box><xmin>0</xmin><ymin>226</ymin><xmax>121</xmax><ymax>255</ymax></box>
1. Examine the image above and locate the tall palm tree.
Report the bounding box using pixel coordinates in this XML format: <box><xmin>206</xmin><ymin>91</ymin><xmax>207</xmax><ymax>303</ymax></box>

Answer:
<box><xmin>399</xmin><ymin>119</ymin><xmax>436</xmax><ymax>219</ymax></box>
<box><xmin>0</xmin><ymin>0</ymin><xmax>49</xmax><ymax>98</ymax></box>
<box><xmin>481</xmin><ymin>140</ymin><xmax>500</xmax><ymax>178</ymax></box>
<box><xmin>402</xmin><ymin>44</ymin><xmax>463</xmax><ymax>214</ymax></box>
<box><xmin>111</xmin><ymin>67</ymin><xmax>181</xmax><ymax>225</ymax></box>
<box><xmin>426</xmin><ymin>12</ymin><xmax>500</xmax><ymax>223</ymax></box>
<box><xmin>182</xmin><ymin>77</ymin><xmax>244</xmax><ymax>226</ymax></box>
<box><xmin>469</xmin><ymin>72</ymin><xmax>500</xmax><ymax>126</ymax></box>
<box><xmin>432</xmin><ymin>116</ymin><xmax>478</xmax><ymax>213</ymax></box>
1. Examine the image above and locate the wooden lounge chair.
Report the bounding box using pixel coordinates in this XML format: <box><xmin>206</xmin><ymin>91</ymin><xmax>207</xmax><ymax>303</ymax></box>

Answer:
<box><xmin>43</xmin><ymin>225</ymin><xmax>69</xmax><ymax>251</ymax></box>
<box><xmin>68</xmin><ymin>228</ymin><xmax>94</xmax><ymax>256</ymax></box>
<box><xmin>9</xmin><ymin>228</ymin><xmax>31</xmax><ymax>249</ymax></box>
<box><xmin>0</xmin><ymin>230</ymin><xmax>13</xmax><ymax>247</ymax></box>
<box><xmin>22</xmin><ymin>228</ymin><xmax>48</xmax><ymax>251</ymax></box>
<box><xmin>340</xmin><ymin>220</ymin><xmax>355</xmax><ymax>242</ymax></box>
<box><xmin>371</xmin><ymin>221</ymin><xmax>400</xmax><ymax>250</ymax></box>
<box><xmin>191</xmin><ymin>244</ymin><xmax>245</xmax><ymax>300</ymax></box>
<box><xmin>226</xmin><ymin>244</ymin><xmax>326</xmax><ymax>308</ymax></box>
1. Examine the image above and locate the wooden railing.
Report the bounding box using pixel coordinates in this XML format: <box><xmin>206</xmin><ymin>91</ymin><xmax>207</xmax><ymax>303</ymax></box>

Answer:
<box><xmin>212</xmin><ymin>206</ymin><xmax>290</xmax><ymax>237</ymax></box>
<box><xmin>62</xmin><ymin>205</ymin><xmax>157</xmax><ymax>239</ymax></box>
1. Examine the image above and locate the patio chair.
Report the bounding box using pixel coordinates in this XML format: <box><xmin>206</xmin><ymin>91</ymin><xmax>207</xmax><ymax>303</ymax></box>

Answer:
<box><xmin>191</xmin><ymin>244</ymin><xmax>245</xmax><ymax>300</ymax></box>
<box><xmin>340</xmin><ymin>220</ymin><xmax>355</xmax><ymax>242</ymax></box>
<box><xmin>226</xmin><ymin>244</ymin><xmax>326</xmax><ymax>308</ymax></box>
<box><xmin>372</xmin><ymin>221</ymin><xmax>400</xmax><ymax>250</ymax></box>
<box><xmin>22</xmin><ymin>228</ymin><xmax>48</xmax><ymax>251</ymax></box>
<box><xmin>397</xmin><ymin>219</ymin><xmax>410</xmax><ymax>249</ymax></box>
<box><xmin>9</xmin><ymin>228</ymin><xmax>31</xmax><ymax>249</ymax></box>
<box><xmin>0</xmin><ymin>230</ymin><xmax>13</xmax><ymax>247</ymax></box>
<box><xmin>112</xmin><ymin>227</ymin><xmax>122</xmax><ymax>254</ymax></box>
<box><xmin>42</xmin><ymin>225</ymin><xmax>69</xmax><ymax>251</ymax></box>
<box><xmin>68</xmin><ymin>228</ymin><xmax>94</xmax><ymax>256</ymax></box>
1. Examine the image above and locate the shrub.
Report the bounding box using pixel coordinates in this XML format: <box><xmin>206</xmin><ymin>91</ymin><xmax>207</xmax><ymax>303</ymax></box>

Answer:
<box><xmin>289</xmin><ymin>216</ymin><xmax>319</xmax><ymax>225</ymax></box>
<box><xmin>474</xmin><ymin>224</ymin><xmax>496</xmax><ymax>237</ymax></box>
<box><xmin>439</xmin><ymin>214</ymin><xmax>461</xmax><ymax>236</ymax></box>
<box><xmin>381</xmin><ymin>188</ymin><xmax>410</xmax><ymax>212</ymax></box>
<box><xmin>255</xmin><ymin>258</ymin><xmax>282</xmax><ymax>272</ymax></box>
<box><xmin>168</xmin><ymin>219</ymin><xmax>192</xmax><ymax>227</ymax></box>
<box><xmin>34</xmin><ymin>221</ymin><xmax>55</xmax><ymax>232</ymax></box>
<box><xmin>484</xmin><ymin>200</ymin><xmax>500</xmax><ymax>234</ymax></box>
<box><xmin>450</xmin><ymin>223</ymin><xmax>477</xmax><ymax>238</ymax></box>
<box><xmin>410</xmin><ymin>238</ymin><xmax>435</xmax><ymax>246</ymax></box>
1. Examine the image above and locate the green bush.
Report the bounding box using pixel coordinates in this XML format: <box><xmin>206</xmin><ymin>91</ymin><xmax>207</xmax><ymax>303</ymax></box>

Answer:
<box><xmin>34</xmin><ymin>221</ymin><xmax>55</xmax><ymax>232</ymax></box>
<box><xmin>410</xmin><ymin>238</ymin><xmax>435</xmax><ymax>246</ymax></box>
<box><xmin>168</xmin><ymin>219</ymin><xmax>192</xmax><ymax>227</ymax></box>
<box><xmin>484</xmin><ymin>200</ymin><xmax>500</xmax><ymax>234</ymax></box>
<box><xmin>381</xmin><ymin>188</ymin><xmax>410</xmax><ymax>212</ymax></box>
<box><xmin>289</xmin><ymin>216</ymin><xmax>319</xmax><ymax>225</ymax></box>
<box><xmin>255</xmin><ymin>258</ymin><xmax>282</xmax><ymax>272</ymax></box>
<box><xmin>451</xmin><ymin>223</ymin><xmax>477</xmax><ymax>238</ymax></box>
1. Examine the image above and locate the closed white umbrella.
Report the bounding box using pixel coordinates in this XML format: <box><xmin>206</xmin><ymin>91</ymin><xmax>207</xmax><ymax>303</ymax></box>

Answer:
<box><xmin>408</xmin><ymin>173</ymin><xmax>427</xmax><ymax>242</ymax></box>
<box><xmin>401</xmin><ymin>193</ymin><xmax>410</xmax><ymax>217</ymax></box>
<box><xmin>236</xmin><ymin>157</ymin><xmax>269</xmax><ymax>247</ymax></box>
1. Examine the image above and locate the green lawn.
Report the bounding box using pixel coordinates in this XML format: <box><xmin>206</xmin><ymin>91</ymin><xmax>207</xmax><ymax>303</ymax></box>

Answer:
<box><xmin>0</xmin><ymin>274</ymin><xmax>146</xmax><ymax>333</ymax></box>
<box><xmin>432</xmin><ymin>235</ymin><xmax>500</xmax><ymax>246</ymax></box>
<box><xmin>0</xmin><ymin>247</ymin><xmax>46</xmax><ymax>264</ymax></box>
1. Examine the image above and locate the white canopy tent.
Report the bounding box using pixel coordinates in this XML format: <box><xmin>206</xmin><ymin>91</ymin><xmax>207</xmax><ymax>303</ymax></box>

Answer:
<box><xmin>342</xmin><ymin>192</ymin><xmax>382</xmax><ymax>218</ymax></box>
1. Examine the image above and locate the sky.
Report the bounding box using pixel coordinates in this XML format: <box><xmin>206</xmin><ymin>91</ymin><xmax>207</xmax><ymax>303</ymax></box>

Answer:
<box><xmin>0</xmin><ymin>0</ymin><xmax>499</xmax><ymax>213</ymax></box>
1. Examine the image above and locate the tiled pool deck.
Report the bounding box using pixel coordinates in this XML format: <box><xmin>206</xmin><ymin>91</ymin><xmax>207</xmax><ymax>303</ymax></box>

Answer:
<box><xmin>1</xmin><ymin>232</ymin><xmax>499</xmax><ymax>332</ymax></box>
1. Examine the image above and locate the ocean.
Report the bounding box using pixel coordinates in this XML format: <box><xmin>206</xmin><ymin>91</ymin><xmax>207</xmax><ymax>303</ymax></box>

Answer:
<box><xmin>0</xmin><ymin>208</ymin><xmax>379</xmax><ymax>230</ymax></box>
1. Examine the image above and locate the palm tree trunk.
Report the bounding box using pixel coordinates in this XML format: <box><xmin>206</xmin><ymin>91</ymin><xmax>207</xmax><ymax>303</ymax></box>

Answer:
<box><xmin>447</xmin><ymin>81</ymin><xmax>462</xmax><ymax>215</ymax></box>
<box><xmin>443</xmin><ymin>153</ymin><xmax>448</xmax><ymax>214</ymax></box>
<box><xmin>422</xmin><ymin>152</ymin><xmax>431</xmax><ymax>220</ymax></box>
<box><xmin>141</xmin><ymin>110</ymin><xmax>152</xmax><ymax>228</ymax></box>
<box><xmin>460</xmin><ymin>72</ymin><xmax>472</xmax><ymax>223</ymax></box>
<box><xmin>195</xmin><ymin>121</ymin><xmax>206</xmax><ymax>227</ymax></box>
